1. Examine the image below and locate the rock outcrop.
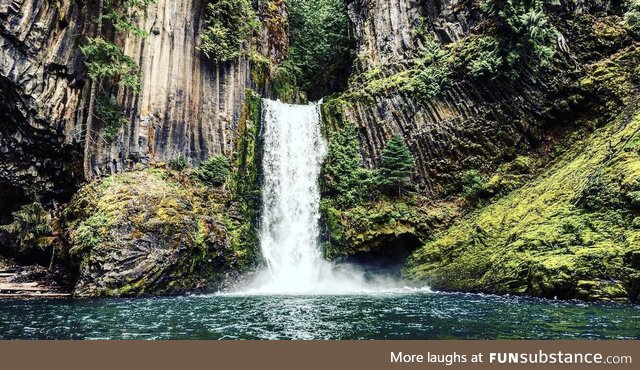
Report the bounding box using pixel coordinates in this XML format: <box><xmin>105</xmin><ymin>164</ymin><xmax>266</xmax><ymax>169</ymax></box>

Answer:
<box><xmin>406</xmin><ymin>100</ymin><xmax>640</xmax><ymax>302</ymax></box>
<box><xmin>65</xmin><ymin>169</ymin><xmax>256</xmax><ymax>297</ymax></box>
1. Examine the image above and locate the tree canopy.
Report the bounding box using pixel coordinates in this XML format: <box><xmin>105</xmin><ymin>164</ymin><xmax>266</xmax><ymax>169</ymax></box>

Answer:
<box><xmin>284</xmin><ymin>0</ymin><xmax>353</xmax><ymax>99</ymax></box>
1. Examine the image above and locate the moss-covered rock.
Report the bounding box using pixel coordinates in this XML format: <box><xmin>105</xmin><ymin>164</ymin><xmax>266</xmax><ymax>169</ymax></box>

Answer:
<box><xmin>65</xmin><ymin>169</ymin><xmax>257</xmax><ymax>297</ymax></box>
<box><xmin>321</xmin><ymin>196</ymin><xmax>459</xmax><ymax>263</ymax></box>
<box><xmin>405</xmin><ymin>105</ymin><xmax>640</xmax><ymax>302</ymax></box>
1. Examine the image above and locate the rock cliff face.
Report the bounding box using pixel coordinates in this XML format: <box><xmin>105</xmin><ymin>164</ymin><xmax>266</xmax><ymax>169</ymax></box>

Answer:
<box><xmin>0</xmin><ymin>0</ymin><xmax>278</xmax><ymax>204</ymax></box>
<box><xmin>342</xmin><ymin>0</ymin><xmax>632</xmax><ymax>194</ymax></box>
<box><xmin>0</xmin><ymin>0</ymin><xmax>86</xmax><ymax>210</ymax></box>
<box><xmin>328</xmin><ymin>0</ymin><xmax>640</xmax><ymax>302</ymax></box>
<box><xmin>115</xmin><ymin>0</ymin><xmax>254</xmax><ymax>168</ymax></box>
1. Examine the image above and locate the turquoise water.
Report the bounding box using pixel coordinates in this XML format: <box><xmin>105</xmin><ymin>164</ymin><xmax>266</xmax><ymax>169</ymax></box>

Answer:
<box><xmin>0</xmin><ymin>291</ymin><xmax>638</xmax><ymax>340</ymax></box>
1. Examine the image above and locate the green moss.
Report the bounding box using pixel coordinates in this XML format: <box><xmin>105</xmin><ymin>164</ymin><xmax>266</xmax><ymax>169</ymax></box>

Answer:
<box><xmin>405</xmin><ymin>106</ymin><xmax>640</xmax><ymax>302</ymax></box>
<box><xmin>227</xmin><ymin>89</ymin><xmax>262</xmax><ymax>270</ymax></box>
<box><xmin>65</xmin><ymin>167</ymin><xmax>257</xmax><ymax>297</ymax></box>
<box><xmin>321</xmin><ymin>195</ymin><xmax>459</xmax><ymax>260</ymax></box>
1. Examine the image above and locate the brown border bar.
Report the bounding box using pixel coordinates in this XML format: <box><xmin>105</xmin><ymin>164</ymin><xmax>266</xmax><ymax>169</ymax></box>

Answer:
<box><xmin>0</xmin><ymin>341</ymin><xmax>637</xmax><ymax>370</ymax></box>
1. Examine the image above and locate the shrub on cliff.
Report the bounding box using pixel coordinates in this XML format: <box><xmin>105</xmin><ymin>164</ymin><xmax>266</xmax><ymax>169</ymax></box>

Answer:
<box><xmin>169</xmin><ymin>156</ymin><xmax>189</xmax><ymax>171</ymax></box>
<box><xmin>199</xmin><ymin>0</ymin><xmax>260</xmax><ymax>62</ymax></box>
<box><xmin>461</xmin><ymin>170</ymin><xmax>489</xmax><ymax>201</ymax></box>
<box><xmin>480</xmin><ymin>0</ymin><xmax>558</xmax><ymax>76</ymax></box>
<box><xmin>404</xmin><ymin>38</ymin><xmax>452</xmax><ymax>99</ymax></box>
<box><xmin>376</xmin><ymin>136</ymin><xmax>415</xmax><ymax>196</ymax></box>
<box><xmin>625</xmin><ymin>1</ymin><xmax>640</xmax><ymax>34</ymax></box>
<box><xmin>0</xmin><ymin>202</ymin><xmax>61</xmax><ymax>268</ymax></box>
<box><xmin>323</xmin><ymin>121</ymin><xmax>373</xmax><ymax>208</ymax></box>
<box><xmin>195</xmin><ymin>156</ymin><xmax>231</xmax><ymax>187</ymax></box>
<box><xmin>0</xmin><ymin>203</ymin><xmax>53</xmax><ymax>253</ymax></box>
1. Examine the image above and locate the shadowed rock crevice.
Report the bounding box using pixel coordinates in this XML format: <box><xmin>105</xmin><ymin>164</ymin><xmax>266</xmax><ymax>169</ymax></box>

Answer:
<box><xmin>346</xmin><ymin>233</ymin><xmax>422</xmax><ymax>274</ymax></box>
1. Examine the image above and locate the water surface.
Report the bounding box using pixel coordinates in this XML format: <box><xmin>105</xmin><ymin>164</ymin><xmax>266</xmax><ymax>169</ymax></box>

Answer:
<box><xmin>1</xmin><ymin>290</ymin><xmax>638</xmax><ymax>340</ymax></box>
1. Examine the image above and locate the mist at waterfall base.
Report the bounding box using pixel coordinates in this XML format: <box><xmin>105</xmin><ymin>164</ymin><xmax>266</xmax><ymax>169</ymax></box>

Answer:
<box><xmin>234</xmin><ymin>99</ymin><xmax>402</xmax><ymax>295</ymax></box>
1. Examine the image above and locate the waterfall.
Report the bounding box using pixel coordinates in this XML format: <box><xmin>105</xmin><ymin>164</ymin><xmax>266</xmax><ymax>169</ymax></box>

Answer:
<box><xmin>237</xmin><ymin>99</ymin><xmax>399</xmax><ymax>295</ymax></box>
<box><xmin>257</xmin><ymin>98</ymin><xmax>329</xmax><ymax>292</ymax></box>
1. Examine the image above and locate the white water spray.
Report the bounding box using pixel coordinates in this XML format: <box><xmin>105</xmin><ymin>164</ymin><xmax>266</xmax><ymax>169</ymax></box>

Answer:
<box><xmin>235</xmin><ymin>99</ymin><xmax>403</xmax><ymax>295</ymax></box>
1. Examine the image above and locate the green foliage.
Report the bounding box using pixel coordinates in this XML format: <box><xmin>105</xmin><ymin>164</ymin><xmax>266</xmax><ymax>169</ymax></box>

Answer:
<box><xmin>198</xmin><ymin>0</ymin><xmax>260</xmax><ymax>62</ymax></box>
<box><xmin>81</xmin><ymin>37</ymin><xmax>143</xmax><ymax>91</ymax></box>
<box><xmin>347</xmin><ymin>37</ymin><xmax>451</xmax><ymax>101</ymax></box>
<box><xmin>82</xmin><ymin>0</ymin><xmax>155</xmax><ymax>90</ymax></box>
<box><xmin>625</xmin><ymin>1</ymin><xmax>640</xmax><ymax>34</ymax></box>
<box><xmin>480</xmin><ymin>0</ymin><xmax>558</xmax><ymax>75</ymax></box>
<box><xmin>285</xmin><ymin>0</ymin><xmax>353</xmax><ymax>99</ymax></box>
<box><xmin>1</xmin><ymin>202</ymin><xmax>53</xmax><ymax>253</ymax></box>
<box><xmin>456</xmin><ymin>35</ymin><xmax>504</xmax><ymax>78</ymax></box>
<box><xmin>376</xmin><ymin>136</ymin><xmax>416</xmax><ymax>195</ymax></box>
<box><xmin>321</xmin><ymin>195</ymin><xmax>459</xmax><ymax>261</ymax></box>
<box><xmin>69</xmin><ymin>213</ymin><xmax>112</xmax><ymax>256</ymax></box>
<box><xmin>403</xmin><ymin>38</ymin><xmax>452</xmax><ymax>99</ymax></box>
<box><xmin>195</xmin><ymin>156</ymin><xmax>231</xmax><ymax>187</ymax></box>
<box><xmin>103</xmin><ymin>0</ymin><xmax>155</xmax><ymax>37</ymax></box>
<box><xmin>169</xmin><ymin>156</ymin><xmax>189</xmax><ymax>171</ymax></box>
<box><xmin>323</xmin><ymin>121</ymin><xmax>374</xmax><ymax>208</ymax></box>
<box><xmin>460</xmin><ymin>170</ymin><xmax>488</xmax><ymax>200</ymax></box>
<box><xmin>96</xmin><ymin>95</ymin><xmax>128</xmax><ymax>140</ymax></box>
<box><xmin>271</xmin><ymin>60</ymin><xmax>300</xmax><ymax>102</ymax></box>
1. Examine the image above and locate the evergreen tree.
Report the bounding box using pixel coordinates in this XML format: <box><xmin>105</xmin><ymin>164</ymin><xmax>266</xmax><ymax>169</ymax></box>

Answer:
<box><xmin>198</xmin><ymin>0</ymin><xmax>260</xmax><ymax>62</ymax></box>
<box><xmin>480</xmin><ymin>0</ymin><xmax>557</xmax><ymax>76</ymax></box>
<box><xmin>285</xmin><ymin>0</ymin><xmax>353</xmax><ymax>99</ymax></box>
<box><xmin>377</xmin><ymin>135</ymin><xmax>415</xmax><ymax>196</ymax></box>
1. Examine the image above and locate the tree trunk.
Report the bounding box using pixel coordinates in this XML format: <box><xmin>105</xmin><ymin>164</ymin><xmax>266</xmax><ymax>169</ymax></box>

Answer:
<box><xmin>48</xmin><ymin>246</ymin><xmax>56</xmax><ymax>271</ymax></box>
<box><xmin>83</xmin><ymin>0</ymin><xmax>105</xmax><ymax>181</ymax></box>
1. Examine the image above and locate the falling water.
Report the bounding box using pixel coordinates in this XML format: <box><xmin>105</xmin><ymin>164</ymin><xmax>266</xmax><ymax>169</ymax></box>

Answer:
<box><xmin>240</xmin><ymin>99</ymin><xmax>398</xmax><ymax>295</ymax></box>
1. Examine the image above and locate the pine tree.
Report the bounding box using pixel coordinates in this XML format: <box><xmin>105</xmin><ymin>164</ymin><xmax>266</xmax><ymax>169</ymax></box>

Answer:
<box><xmin>377</xmin><ymin>135</ymin><xmax>415</xmax><ymax>196</ymax></box>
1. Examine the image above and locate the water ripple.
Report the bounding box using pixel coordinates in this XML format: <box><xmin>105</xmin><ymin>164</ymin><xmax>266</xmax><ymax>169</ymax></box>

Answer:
<box><xmin>0</xmin><ymin>291</ymin><xmax>638</xmax><ymax>340</ymax></box>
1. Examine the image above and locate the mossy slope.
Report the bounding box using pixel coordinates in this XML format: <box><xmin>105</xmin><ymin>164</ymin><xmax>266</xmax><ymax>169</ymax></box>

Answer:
<box><xmin>65</xmin><ymin>169</ymin><xmax>256</xmax><ymax>297</ymax></box>
<box><xmin>405</xmin><ymin>102</ymin><xmax>640</xmax><ymax>302</ymax></box>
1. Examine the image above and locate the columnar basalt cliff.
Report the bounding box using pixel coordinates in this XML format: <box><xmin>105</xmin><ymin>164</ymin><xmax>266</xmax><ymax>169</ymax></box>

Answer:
<box><xmin>0</xmin><ymin>0</ymin><xmax>282</xmax><ymax>199</ymax></box>
<box><xmin>0</xmin><ymin>0</ymin><xmax>280</xmax><ymax>295</ymax></box>
<box><xmin>341</xmin><ymin>0</ymin><xmax>633</xmax><ymax>193</ymax></box>
<box><xmin>0</xmin><ymin>0</ymin><xmax>86</xmax><ymax>204</ymax></box>
<box><xmin>320</xmin><ymin>0</ymin><xmax>640</xmax><ymax>302</ymax></box>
